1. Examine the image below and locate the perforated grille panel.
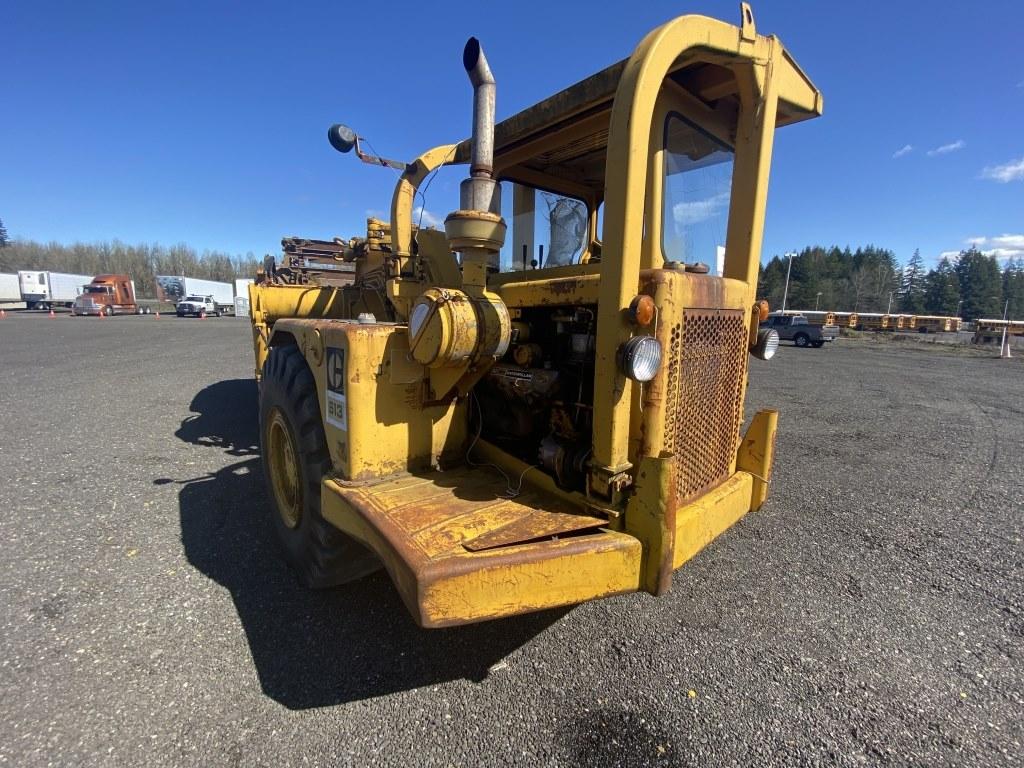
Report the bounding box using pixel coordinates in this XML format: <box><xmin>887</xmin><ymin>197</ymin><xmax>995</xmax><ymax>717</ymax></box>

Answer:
<box><xmin>663</xmin><ymin>309</ymin><xmax>748</xmax><ymax>503</ymax></box>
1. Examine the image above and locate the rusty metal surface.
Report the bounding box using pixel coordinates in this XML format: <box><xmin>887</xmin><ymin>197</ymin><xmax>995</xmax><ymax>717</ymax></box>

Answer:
<box><xmin>341</xmin><ymin>467</ymin><xmax>597</xmax><ymax>560</ymax></box>
<box><xmin>271</xmin><ymin>237</ymin><xmax>357</xmax><ymax>287</ymax></box>
<box><xmin>664</xmin><ymin>308</ymin><xmax>748</xmax><ymax>503</ymax></box>
<box><xmin>321</xmin><ymin>466</ymin><xmax>642</xmax><ymax>626</ymax></box>
<box><xmin>462</xmin><ymin>509</ymin><xmax>607</xmax><ymax>552</ymax></box>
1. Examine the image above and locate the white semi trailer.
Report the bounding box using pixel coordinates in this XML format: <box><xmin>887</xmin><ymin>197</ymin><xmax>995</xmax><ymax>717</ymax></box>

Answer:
<box><xmin>18</xmin><ymin>271</ymin><xmax>93</xmax><ymax>310</ymax></box>
<box><xmin>0</xmin><ymin>273</ymin><xmax>23</xmax><ymax>306</ymax></box>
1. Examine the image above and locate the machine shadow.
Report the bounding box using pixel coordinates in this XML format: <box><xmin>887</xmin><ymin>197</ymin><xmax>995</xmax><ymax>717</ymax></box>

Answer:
<box><xmin>168</xmin><ymin>378</ymin><xmax>567</xmax><ymax>709</ymax></box>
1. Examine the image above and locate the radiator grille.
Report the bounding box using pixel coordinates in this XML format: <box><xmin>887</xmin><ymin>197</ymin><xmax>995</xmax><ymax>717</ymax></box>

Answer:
<box><xmin>663</xmin><ymin>309</ymin><xmax>748</xmax><ymax>503</ymax></box>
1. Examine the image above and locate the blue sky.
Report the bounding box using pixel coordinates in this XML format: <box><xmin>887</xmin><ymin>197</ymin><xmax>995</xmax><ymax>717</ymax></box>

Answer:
<box><xmin>3</xmin><ymin>1</ymin><xmax>1021</xmax><ymax>267</ymax></box>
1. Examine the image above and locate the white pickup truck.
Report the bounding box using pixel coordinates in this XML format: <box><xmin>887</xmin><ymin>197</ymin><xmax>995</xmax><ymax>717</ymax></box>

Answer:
<box><xmin>176</xmin><ymin>295</ymin><xmax>222</xmax><ymax>317</ymax></box>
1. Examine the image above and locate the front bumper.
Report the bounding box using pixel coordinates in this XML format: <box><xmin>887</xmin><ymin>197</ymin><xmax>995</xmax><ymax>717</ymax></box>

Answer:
<box><xmin>316</xmin><ymin>409</ymin><xmax>778</xmax><ymax>628</ymax></box>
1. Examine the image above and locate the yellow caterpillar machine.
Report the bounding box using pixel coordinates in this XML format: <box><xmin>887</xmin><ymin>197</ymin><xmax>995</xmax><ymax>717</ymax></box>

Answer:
<box><xmin>248</xmin><ymin>4</ymin><xmax>822</xmax><ymax>627</ymax></box>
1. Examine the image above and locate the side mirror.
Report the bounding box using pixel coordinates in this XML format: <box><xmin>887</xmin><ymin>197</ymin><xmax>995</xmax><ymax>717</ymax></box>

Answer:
<box><xmin>327</xmin><ymin>124</ymin><xmax>357</xmax><ymax>154</ymax></box>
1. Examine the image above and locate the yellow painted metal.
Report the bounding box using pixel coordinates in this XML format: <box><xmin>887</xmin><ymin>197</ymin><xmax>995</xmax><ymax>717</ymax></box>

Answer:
<box><xmin>837</xmin><ymin>312</ymin><xmax>859</xmax><ymax>328</ymax></box>
<box><xmin>271</xmin><ymin>318</ymin><xmax>467</xmax><ymax>480</ymax></box>
<box><xmin>320</xmin><ymin>469</ymin><xmax>642</xmax><ymax>627</ymax></box>
<box><xmin>909</xmin><ymin>315</ymin><xmax>954</xmax><ymax>332</ymax></box>
<box><xmin>632</xmin><ymin>271</ymin><xmax>752</xmax><ymax>465</ymax></box>
<box><xmin>589</xmin><ymin>9</ymin><xmax>820</xmax><ymax>496</ymax></box>
<box><xmin>736</xmin><ymin>409</ymin><xmax>778</xmax><ymax>511</ymax></box>
<box><xmin>249</xmin><ymin>282</ymin><xmax>354</xmax><ymax>378</ymax></box>
<box><xmin>623</xmin><ymin>454</ymin><xmax>677</xmax><ymax>595</ymax></box>
<box><xmin>247</xmin><ymin>5</ymin><xmax>821</xmax><ymax>627</ymax></box>
<box><xmin>266</xmin><ymin>407</ymin><xmax>302</xmax><ymax>529</ymax></box>
<box><xmin>389</xmin><ymin>144</ymin><xmax>459</xmax><ymax>262</ymax></box>
<box><xmin>672</xmin><ymin>472</ymin><xmax>754</xmax><ymax>570</ymax></box>
<box><xmin>408</xmin><ymin>288</ymin><xmax>481</xmax><ymax>368</ymax></box>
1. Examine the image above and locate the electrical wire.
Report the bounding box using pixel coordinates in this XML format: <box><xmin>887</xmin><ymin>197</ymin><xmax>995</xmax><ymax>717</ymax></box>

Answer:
<box><xmin>466</xmin><ymin>392</ymin><xmax>538</xmax><ymax>499</ymax></box>
<box><xmin>415</xmin><ymin>145</ymin><xmax>459</xmax><ymax>231</ymax></box>
<box><xmin>362</xmin><ymin>137</ymin><xmax>403</xmax><ymax>179</ymax></box>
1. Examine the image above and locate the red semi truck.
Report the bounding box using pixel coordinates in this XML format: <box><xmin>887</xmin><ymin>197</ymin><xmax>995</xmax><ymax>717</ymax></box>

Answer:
<box><xmin>72</xmin><ymin>275</ymin><xmax>151</xmax><ymax>316</ymax></box>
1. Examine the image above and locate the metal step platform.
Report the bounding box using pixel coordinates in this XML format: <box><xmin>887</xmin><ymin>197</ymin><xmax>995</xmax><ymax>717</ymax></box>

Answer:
<box><xmin>321</xmin><ymin>467</ymin><xmax>643</xmax><ymax>627</ymax></box>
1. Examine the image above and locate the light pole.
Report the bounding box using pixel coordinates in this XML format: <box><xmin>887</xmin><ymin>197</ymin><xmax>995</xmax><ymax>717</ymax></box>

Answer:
<box><xmin>956</xmin><ymin>299</ymin><xmax>963</xmax><ymax>318</ymax></box>
<box><xmin>781</xmin><ymin>251</ymin><xmax>796</xmax><ymax>313</ymax></box>
<box><xmin>815</xmin><ymin>292</ymin><xmax>822</xmax><ymax>311</ymax></box>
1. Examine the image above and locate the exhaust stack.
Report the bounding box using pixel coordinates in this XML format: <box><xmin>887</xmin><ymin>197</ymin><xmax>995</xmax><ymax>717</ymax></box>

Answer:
<box><xmin>444</xmin><ymin>36</ymin><xmax>507</xmax><ymax>284</ymax></box>
<box><xmin>459</xmin><ymin>37</ymin><xmax>500</xmax><ymax>215</ymax></box>
<box><xmin>463</xmin><ymin>37</ymin><xmax>495</xmax><ymax>180</ymax></box>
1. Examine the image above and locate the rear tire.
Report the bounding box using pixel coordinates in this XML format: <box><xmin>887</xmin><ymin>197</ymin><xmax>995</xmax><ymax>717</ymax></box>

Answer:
<box><xmin>812</xmin><ymin>340</ymin><xmax>824</xmax><ymax>348</ymax></box>
<box><xmin>104</xmin><ymin>306</ymin><xmax>113</xmax><ymax>317</ymax></box>
<box><xmin>259</xmin><ymin>345</ymin><xmax>379</xmax><ymax>588</ymax></box>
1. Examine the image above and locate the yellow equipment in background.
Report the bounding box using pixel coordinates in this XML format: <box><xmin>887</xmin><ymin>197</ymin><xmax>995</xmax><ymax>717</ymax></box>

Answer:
<box><xmin>832</xmin><ymin>311</ymin><xmax>859</xmax><ymax>328</ymax></box>
<box><xmin>855</xmin><ymin>313</ymin><xmax>894</xmax><ymax>331</ymax></box>
<box><xmin>908</xmin><ymin>315</ymin><xmax>954</xmax><ymax>333</ymax></box>
<box><xmin>248</xmin><ymin>4</ymin><xmax>822</xmax><ymax>627</ymax></box>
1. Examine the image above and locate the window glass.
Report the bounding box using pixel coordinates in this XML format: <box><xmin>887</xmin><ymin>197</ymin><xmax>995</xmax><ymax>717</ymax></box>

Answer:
<box><xmin>537</xmin><ymin>192</ymin><xmax>586</xmax><ymax>267</ymax></box>
<box><xmin>662</xmin><ymin>113</ymin><xmax>734</xmax><ymax>271</ymax></box>
<box><xmin>501</xmin><ymin>184</ymin><xmax>587</xmax><ymax>271</ymax></box>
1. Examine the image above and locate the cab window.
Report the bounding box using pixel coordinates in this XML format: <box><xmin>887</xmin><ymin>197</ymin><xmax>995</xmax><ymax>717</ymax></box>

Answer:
<box><xmin>661</xmin><ymin>113</ymin><xmax>734</xmax><ymax>271</ymax></box>
<box><xmin>500</xmin><ymin>183</ymin><xmax>588</xmax><ymax>272</ymax></box>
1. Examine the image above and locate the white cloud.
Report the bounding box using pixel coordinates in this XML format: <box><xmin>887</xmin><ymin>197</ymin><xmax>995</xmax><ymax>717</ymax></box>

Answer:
<box><xmin>943</xmin><ymin>234</ymin><xmax>1024</xmax><ymax>263</ymax></box>
<box><xmin>892</xmin><ymin>144</ymin><xmax>913</xmax><ymax>159</ymax></box>
<box><xmin>927</xmin><ymin>140</ymin><xmax>966</xmax><ymax>156</ymax></box>
<box><xmin>980</xmin><ymin>157</ymin><xmax>1024</xmax><ymax>183</ymax></box>
<box><xmin>412</xmin><ymin>206</ymin><xmax>442</xmax><ymax>228</ymax></box>
<box><xmin>672</xmin><ymin>192</ymin><xmax>730</xmax><ymax>226</ymax></box>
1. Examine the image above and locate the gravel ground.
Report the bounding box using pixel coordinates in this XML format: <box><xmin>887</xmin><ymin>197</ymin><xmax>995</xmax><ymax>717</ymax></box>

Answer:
<box><xmin>0</xmin><ymin>311</ymin><xmax>1021</xmax><ymax>767</ymax></box>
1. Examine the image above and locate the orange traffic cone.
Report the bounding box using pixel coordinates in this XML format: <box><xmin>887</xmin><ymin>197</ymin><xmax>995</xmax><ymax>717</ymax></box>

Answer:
<box><xmin>200</xmin><ymin>311</ymin><xmax>206</xmax><ymax>320</ymax></box>
<box><xmin>0</xmin><ymin>309</ymin><xmax>6</xmax><ymax>319</ymax></box>
<box><xmin>155</xmin><ymin>311</ymin><xmax>160</xmax><ymax>318</ymax></box>
<box><xmin>49</xmin><ymin>309</ymin><xmax>56</xmax><ymax>318</ymax></box>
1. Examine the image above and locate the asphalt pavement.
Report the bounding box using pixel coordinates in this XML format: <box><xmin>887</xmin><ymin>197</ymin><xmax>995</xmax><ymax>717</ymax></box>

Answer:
<box><xmin>0</xmin><ymin>311</ymin><xmax>1021</xmax><ymax>766</ymax></box>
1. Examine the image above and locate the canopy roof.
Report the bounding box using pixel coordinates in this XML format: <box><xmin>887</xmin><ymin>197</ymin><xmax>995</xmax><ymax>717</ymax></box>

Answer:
<box><xmin>452</xmin><ymin>36</ymin><xmax>821</xmax><ymax>201</ymax></box>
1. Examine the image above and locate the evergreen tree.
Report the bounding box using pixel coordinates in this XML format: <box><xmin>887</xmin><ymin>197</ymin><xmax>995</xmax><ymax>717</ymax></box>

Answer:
<box><xmin>1003</xmin><ymin>259</ymin><xmax>1024</xmax><ymax>320</ymax></box>
<box><xmin>0</xmin><ymin>218</ymin><xmax>8</xmax><ymax>248</ymax></box>
<box><xmin>923</xmin><ymin>257</ymin><xmax>961</xmax><ymax>315</ymax></box>
<box><xmin>955</xmin><ymin>248</ymin><xmax>1003</xmax><ymax>320</ymax></box>
<box><xmin>899</xmin><ymin>248</ymin><xmax>926</xmax><ymax>313</ymax></box>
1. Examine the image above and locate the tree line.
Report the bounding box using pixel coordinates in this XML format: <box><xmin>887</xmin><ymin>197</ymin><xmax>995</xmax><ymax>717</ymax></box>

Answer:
<box><xmin>2</xmin><ymin>218</ymin><xmax>1021</xmax><ymax>320</ymax></box>
<box><xmin>758</xmin><ymin>245</ymin><xmax>1024</xmax><ymax>321</ymax></box>
<box><xmin>0</xmin><ymin>236</ymin><xmax>263</xmax><ymax>299</ymax></box>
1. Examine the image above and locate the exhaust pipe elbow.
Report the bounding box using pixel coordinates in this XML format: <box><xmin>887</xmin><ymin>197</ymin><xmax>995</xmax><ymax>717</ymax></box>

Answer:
<box><xmin>463</xmin><ymin>37</ymin><xmax>495</xmax><ymax>178</ymax></box>
<box><xmin>463</xmin><ymin>37</ymin><xmax>494</xmax><ymax>87</ymax></box>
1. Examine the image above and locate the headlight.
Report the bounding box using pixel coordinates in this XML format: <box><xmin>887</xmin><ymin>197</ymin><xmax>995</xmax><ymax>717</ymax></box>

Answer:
<box><xmin>618</xmin><ymin>336</ymin><xmax>662</xmax><ymax>382</ymax></box>
<box><xmin>752</xmin><ymin>328</ymin><xmax>779</xmax><ymax>360</ymax></box>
